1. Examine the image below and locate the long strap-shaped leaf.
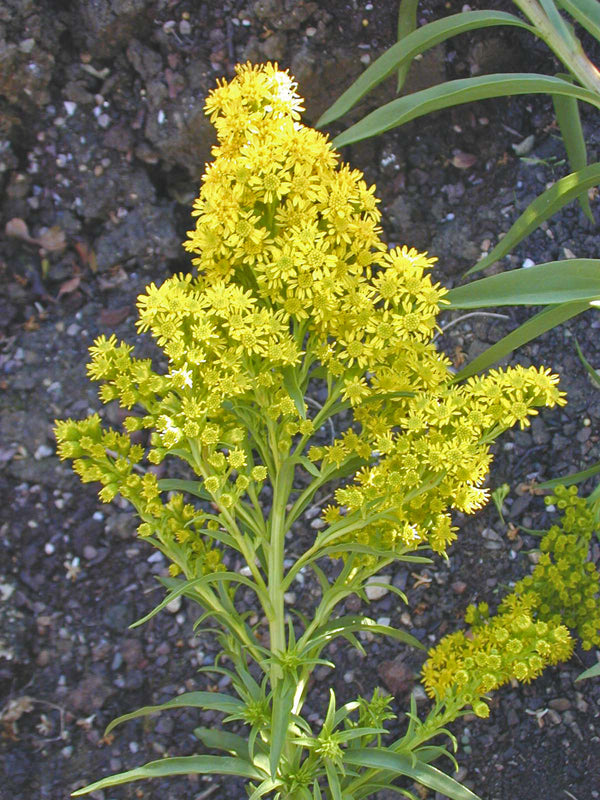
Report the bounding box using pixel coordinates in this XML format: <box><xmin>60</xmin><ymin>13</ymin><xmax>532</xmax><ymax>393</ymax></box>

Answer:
<box><xmin>343</xmin><ymin>748</ymin><xmax>481</xmax><ymax>800</ymax></box>
<box><xmin>104</xmin><ymin>690</ymin><xmax>245</xmax><ymax>735</ymax></box>
<box><xmin>446</xmin><ymin>259</ymin><xmax>600</xmax><ymax>308</ymax></box>
<box><xmin>556</xmin><ymin>0</ymin><xmax>600</xmax><ymax>40</ymax></box>
<box><xmin>316</xmin><ymin>11</ymin><xmax>534</xmax><ymax>127</ymax></box>
<box><xmin>467</xmin><ymin>162</ymin><xmax>600</xmax><ymax>275</ymax></box>
<box><xmin>538</xmin><ymin>460</ymin><xmax>600</xmax><ymax>489</ymax></box>
<box><xmin>332</xmin><ymin>74</ymin><xmax>600</xmax><ymax>148</ymax></box>
<box><xmin>71</xmin><ymin>755</ymin><xmax>264</xmax><ymax>796</ymax></box>
<box><xmin>452</xmin><ymin>300</ymin><xmax>592</xmax><ymax>381</ymax></box>
<box><xmin>553</xmin><ymin>73</ymin><xmax>593</xmax><ymax>220</ymax></box>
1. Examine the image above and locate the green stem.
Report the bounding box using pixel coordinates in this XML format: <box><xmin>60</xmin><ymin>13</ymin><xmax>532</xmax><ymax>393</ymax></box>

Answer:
<box><xmin>267</xmin><ymin>456</ymin><xmax>294</xmax><ymax>687</ymax></box>
<box><xmin>513</xmin><ymin>0</ymin><xmax>600</xmax><ymax>94</ymax></box>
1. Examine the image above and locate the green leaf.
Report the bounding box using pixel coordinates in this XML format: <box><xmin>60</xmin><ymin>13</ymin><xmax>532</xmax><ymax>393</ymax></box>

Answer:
<box><xmin>575</xmin><ymin>661</ymin><xmax>600</xmax><ymax>681</ymax></box>
<box><xmin>553</xmin><ymin>74</ymin><xmax>593</xmax><ymax>220</ymax></box>
<box><xmin>537</xmin><ymin>459</ymin><xmax>600</xmax><ymax>489</ymax></box>
<box><xmin>270</xmin><ymin>681</ymin><xmax>296</xmax><ymax>778</ymax></box>
<box><xmin>396</xmin><ymin>0</ymin><xmax>420</xmax><ymax>92</ymax></box>
<box><xmin>157</xmin><ymin>478</ymin><xmax>211</xmax><ymax>500</ymax></box>
<box><xmin>344</xmin><ymin>749</ymin><xmax>481</xmax><ymax>800</ymax></box>
<box><xmin>298</xmin><ymin>455</ymin><xmax>321</xmax><ymax>477</ymax></box>
<box><xmin>466</xmin><ymin>162</ymin><xmax>600</xmax><ymax>275</ymax></box>
<box><xmin>575</xmin><ymin>338</ymin><xmax>600</xmax><ymax>387</ymax></box>
<box><xmin>539</xmin><ymin>0</ymin><xmax>578</xmax><ymax>45</ymax></box>
<box><xmin>104</xmin><ymin>691</ymin><xmax>245</xmax><ymax>735</ymax></box>
<box><xmin>316</xmin><ymin>12</ymin><xmax>533</xmax><ymax>127</ymax></box>
<box><xmin>332</xmin><ymin>74</ymin><xmax>600</xmax><ymax>148</ymax></box>
<box><xmin>283</xmin><ymin>365</ymin><xmax>306</xmax><ymax>419</ymax></box>
<box><xmin>71</xmin><ymin>755</ymin><xmax>264</xmax><ymax>796</ymax></box>
<box><xmin>557</xmin><ymin>0</ymin><xmax>600</xmax><ymax>39</ymax></box>
<box><xmin>446</xmin><ymin>259</ymin><xmax>600</xmax><ymax>308</ymax></box>
<box><xmin>306</xmin><ymin>615</ymin><xmax>424</xmax><ymax>653</ymax></box>
<box><xmin>452</xmin><ymin>300</ymin><xmax>591</xmax><ymax>381</ymax></box>
<box><xmin>193</xmin><ymin>727</ymin><xmax>251</xmax><ymax>760</ymax></box>
<box><xmin>326</xmin><ymin>760</ymin><xmax>343</xmax><ymax>800</ymax></box>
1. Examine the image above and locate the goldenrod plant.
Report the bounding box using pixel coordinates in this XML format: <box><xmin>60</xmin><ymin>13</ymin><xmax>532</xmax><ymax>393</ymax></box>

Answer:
<box><xmin>56</xmin><ymin>64</ymin><xmax>598</xmax><ymax>800</ymax></box>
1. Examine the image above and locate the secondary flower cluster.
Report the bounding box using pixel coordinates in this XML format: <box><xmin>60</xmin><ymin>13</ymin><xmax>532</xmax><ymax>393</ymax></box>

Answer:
<box><xmin>55</xmin><ymin>62</ymin><xmax>566</xmax><ymax>578</ymax></box>
<box><xmin>422</xmin><ymin>487</ymin><xmax>600</xmax><ymax>714</ymax></box>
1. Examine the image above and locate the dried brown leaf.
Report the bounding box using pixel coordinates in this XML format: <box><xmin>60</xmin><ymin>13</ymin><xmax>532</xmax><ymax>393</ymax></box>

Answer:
<box><xmin>5</xmin><ymin>217</ymin><xmax>34</xmax><ymax>242</ymax></box>
<box><xmin>56</xmin><ymin>275</ymin><xmax>81</xmax><ymax>300</ymax></box>
<box><xmin>450</xmin><ymin>151</ymin><xmax>477</xmax><ymax>169</ymax></box>
<box><xmin>99</xmin><ymin>306</ymin><xmax>130</xmax><ymax>326</ymax></box>
<box><xmin>36</xmin><ymin>226</ymin><xmax>66</xmax><ymax>252</ymax></box>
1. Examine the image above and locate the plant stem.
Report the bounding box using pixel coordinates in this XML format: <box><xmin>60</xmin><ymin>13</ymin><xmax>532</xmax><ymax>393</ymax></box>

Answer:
<box><xmin>513</xmin><ymin>0</ymin><xmax>600</xmax><ymax>94</ymax></box>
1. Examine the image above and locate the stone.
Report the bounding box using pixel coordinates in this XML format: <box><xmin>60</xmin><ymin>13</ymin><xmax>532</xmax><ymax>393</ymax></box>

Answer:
<box><xmin>377</xmin><ymin>656</ymin><xmax>414</xmax><ymax>695</ymax></box>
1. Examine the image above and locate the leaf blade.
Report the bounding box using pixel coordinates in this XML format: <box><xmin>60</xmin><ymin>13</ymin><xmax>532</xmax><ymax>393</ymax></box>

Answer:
<box><xmin>71</xmin><ymin>755</ymin><xmax>263</xmax><ymax>796</ymax></box>
<box><xmin>446</xmin><ymin>259</ymin><xmax>600</xmax><ymax>308</ymax></box>
<box><xmin>452</xmin><ymin>300</ymin><xmax>591</xmax><ymax>381</ymax></box>
<box><xmin>466</xmin><ymin>162</ymin><xmax>600</xmax><ymax>275</ymax></box>
<box><xmin>316</xmin><ymin>12</ymin><xmax>534</xmax><ymax>127</ymax></box>
<box><xmin>332</xmin><ymin>74</ymin><xmax>600</xmax><ymax>148</ymax></box>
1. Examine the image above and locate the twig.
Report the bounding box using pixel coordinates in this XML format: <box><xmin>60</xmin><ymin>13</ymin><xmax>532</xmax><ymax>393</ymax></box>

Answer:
<box><xmin>436</xmin><ymin>311</ymin><xmax>511</xmax><ymax>339</ymax></box>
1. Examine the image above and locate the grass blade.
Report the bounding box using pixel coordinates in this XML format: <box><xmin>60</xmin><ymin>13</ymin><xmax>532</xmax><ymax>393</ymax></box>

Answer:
<box><xmin>553</xmin><ymin>75</ymin><xmax>593</xmax><ymax>220</ymax></box>
<box><xmin>446</xmin><ymin>259</ymin><xmax>600</xmax><ymax>308</ymax></box>
<box><xmin>575</xmin><ymin>662</ymin><xmax>600</xmax><ymax>681</ymax></box>
<box><xmin>575</xmin><ymin>337</ymin><xmax>600</xmax><ymax>387</ymax></box>
<box><xmin>466</xmin><ymin>162</ymin><xmax>600</xmax><ymax>275</ymax></box>
<box><xmin>396</xmin><ymin>0</ymin><xmax>420</xmax><ymax>93</ymax></box>
<box><xmin>538</xmin><ymin>460</ymin><xmax>600</xmax><ymax>489</ymax></box>
<box><xmin>104</xmin><ymin>691</ymin><xmax>245</xmax><ymax>735</ymax></box>
<box><xmin>556</xmin><ymin>0</ymin><xmax>600</xmax><ymax>40</ymax></box>
<box><xmin>316</xmin><ymin>13</ymin><xmax>534</xmax><ymax>127</ymax></box>
<box><xmin>539</xmin><ymin>0</ymin><xmax>579</xmax><ymax>45</ymax></box>
<box><xmin>344</xmin><ymin>749</ymin><xmax>481</xmax><ymax>800</ymax></box>
<box><xmin>332</xmin><ymin>74</ymin><xmax>600</xmax><ymax>148</ymax></box>
<box><xmin>452</xmin><ymin>300</ymin><xmax>591</xmax><ymax>381</ymax></box>
<box><xmin>71</xmin><ymin>755</ymin><xmax>263</xmax><ymax>795</ymax></box>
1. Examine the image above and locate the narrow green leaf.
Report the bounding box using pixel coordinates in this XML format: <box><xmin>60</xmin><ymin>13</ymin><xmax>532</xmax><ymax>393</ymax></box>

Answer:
<box><xmin>326</xmin><ymin>760</ymin><xmax>344</xmax><ymax>800</ymax></box>
<box><xmin>298</xmin><ymin>455</ymin><xmax>321</xmax><ymax>477</ymax></box>
<box><xmin>539</xmin><ymin>0</ymin><xmax>578</xmax><ymax>45</ymax></box>
<box><xmin>575</xmin><ymin>661</ymin><xmax>600</xmax><ymax>681</ymax></box>
<box><xmin>71</xmin><ymin>755</ymin><xmax>263</xmax><ymax>796</ymax></box>
<box><xmin>193</xmin><ymin>727</ymin><xmax>251</xmax><ymax>760</ymax></box>
<box><xmin>446</xmin><ymin>259</ymin><xmax>600</xmax><ymax>308</ymax></box>
<box><xmin>344</xmin><ymin>749</ymin><xmax>481</xmax><ymax>800</ymax></box>
<box><xmin>104</xmin><ymin>691</ymin><xmax>244</xmax><ymax>735</ymax></box>
<box><xmin>557</xmin><ymin>0</ymin><xmax>600</xmax><ymax>39</ymax></box>
<box><xmin>396</xmin><ymin>0</ymin><xmax>420</xmax><ymax>92</ymax></box>
<box><xmin>553</xmin><ymin>74</ymin><xmax>593</xmax><ymax>220</ymax></box>
<box><xmin>306</xmin><ymin>615</ymin><xmax>424</xmax><ymax>652</ymax></box>
<box><xmin>248</xmin><ymin>778</ymin><xmax>283</xmax><ymax>800</ymax></box>
<box><xmin>452</xmin><ymin>300</ymin><xmax>591</xmax><ymax>381</ymax></box>
<box><xmin>283</xmin><ymin>365</ymin><xmax>306</xmax><ymax>419</ymax></box>
<box><xmin>316</xmin><ymin>12</ymin><xmax>534</xmax><ymax>127</ymax></box>
<box><xmin>466</xmin><ymin>162</ymin><xmax>600</xmax><ymax>275</ymax></box>
<box><xmin>157</xmin><ymin>478</ymin><xmax>211</xmax><ymax>500</ymax></box>
<box><xmin>575</xmin><ymin>338</ymin><xmax>600</xmax><ymax>387</ymax></box>
<box><xmin>332</xmin><ymin>74</ymin><xmax>600</xmax><ymax>148</ymax></box>
<box><xmin>537</xmin><ymin>459</ymin><xmax>600</xmax><ymax>489</ymax></box>
<box><xmin>270</xmin><ymin>682</ymin><xmax>296</xmax><ymax>778</ymax></box>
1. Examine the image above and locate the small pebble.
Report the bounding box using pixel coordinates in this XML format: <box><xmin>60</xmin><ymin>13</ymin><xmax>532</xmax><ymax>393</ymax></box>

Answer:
<box><xmin>97</xmin><ymin>113</ymin><xmax>110</xmax><ymax>129</ymax></box>
<box><xmin>179</xmin><ymin>19</ymin><xmax>192</xmax><ymax>35</ymax></box>
<box><xmin>365</xmin><ymin>575</ymin><xmax>391</xmax><ymax>601</ymax></box>
<box><xmin>166</xmin><ymin>596</ymin><xmax>182</xmax><ymax>614</ymax></box>
<box><xmin>63</xmin><ymin>101</ymin><xmax>76</xmax><ymax>116</ymax></box>
<box><xmin>522</xmin><ymin>257</ymin><xmax>535</xmax><ymax>268</ymax></box>
<box><xmin>34</xmin><ymin>444</ymin><xmax>53</xmax><ymax>460</ymax></box>
<box><xmin>83</xmin><ymin>545</ymin><xmax>97</xmax><ymax>560</ymax></box>
<box><xmin>45</xmin><ymin>543</ymin><xmax>55</xmax><ymax>555</ymax></box>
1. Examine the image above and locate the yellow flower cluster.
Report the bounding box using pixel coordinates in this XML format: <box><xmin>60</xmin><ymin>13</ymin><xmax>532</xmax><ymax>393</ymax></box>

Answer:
<box><xmin>421</xmin><ymin>593</ymin><xmax>574</xmax><ymax>717</ymax></box>
<box><xmin>422</xmin><ymin>486</ymin><xmax>600</xmax><ymax>714</ymax></box>
<box><xmin>55</xmin><ymin>62</ymin><xmax>566</xmax><ymax>576</ymax></box>
<box><xmin>507</xmin><ymin>486</ymin><xmax>600</xmax><ymax>649</ymax></box>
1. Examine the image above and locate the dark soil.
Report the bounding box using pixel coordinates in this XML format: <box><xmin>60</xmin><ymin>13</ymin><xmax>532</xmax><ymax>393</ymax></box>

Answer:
<box><xmin>1</xmin><ymin>2</ymin><xmax>599</xmax><ymax>800</ymax></box>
